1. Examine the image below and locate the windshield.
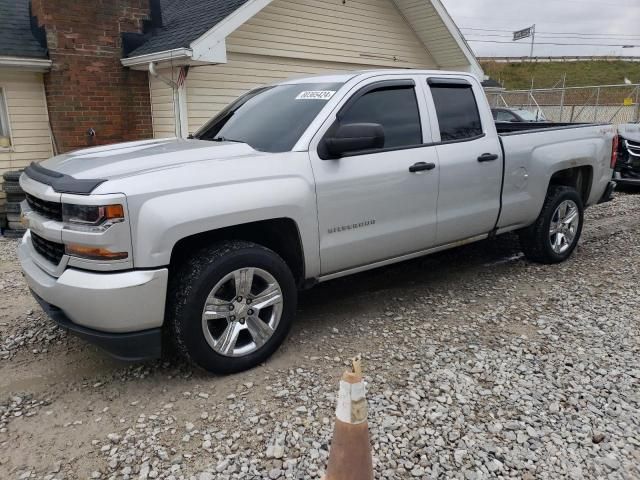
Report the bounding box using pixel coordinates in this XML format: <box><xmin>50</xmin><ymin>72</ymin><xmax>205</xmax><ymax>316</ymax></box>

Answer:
<box><xmin>195</xmin><ymin>82</ymin><xmax>344</xmax><ymax>152</ymax></box>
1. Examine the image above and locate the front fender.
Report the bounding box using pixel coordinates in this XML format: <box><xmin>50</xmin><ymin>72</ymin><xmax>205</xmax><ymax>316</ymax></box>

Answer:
<box><xmin>127</xmin><ymin>177</ymin><xmax>320</xmax><ymax>278</ymax></box>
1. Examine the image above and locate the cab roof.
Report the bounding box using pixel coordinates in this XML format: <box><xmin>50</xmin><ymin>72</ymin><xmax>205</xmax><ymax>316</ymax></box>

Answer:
<box><xmin>277</xmin><ymin>69</ymin><xmax>478</xmax><ymax>86</ymax></box>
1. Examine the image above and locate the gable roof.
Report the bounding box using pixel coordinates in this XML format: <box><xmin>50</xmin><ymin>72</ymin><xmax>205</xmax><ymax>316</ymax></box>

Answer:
<box><xmin>127</xmin><ymin>0</ymin><xmax>249</xmax><ymax>57</ymax></box>
<box><xmin>0</xmin><ymin>0</ymin><xmax>48</xmax><ymax>59</ymax></box>
<box><xmin>123</xmin><ymin>0</ymin><xmax>482</xmax><ymax>77</ymax></box>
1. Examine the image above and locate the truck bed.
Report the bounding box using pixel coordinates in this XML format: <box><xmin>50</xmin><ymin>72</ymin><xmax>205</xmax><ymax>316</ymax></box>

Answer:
<box><xmin>496</xmin><ymin>121</ymin><xmax>605</xmax><ymax>135</ymax></box>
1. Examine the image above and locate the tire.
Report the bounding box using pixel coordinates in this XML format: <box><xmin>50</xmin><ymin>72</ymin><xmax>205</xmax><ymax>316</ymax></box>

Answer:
<box><xmin>168</xmin><ymin>240</ymin><xmax>297</xmax><ymax>374</ymax></box>
<box><xmin>519</xmin><ymin>185</ymin><xmax>584</xmax><ymax>264</ymax></box>
<box><xmin>2</xmin><ymin>182</ymin><xmax>23</xmax><ymax>195</ymax></box>
<box><xmin>6</xmin><ymin>193</ymin><xmax>26</xmax><ymax>203</ymax></box>
<box><xmin>8</xmin><ymin>221</ymin><xmax>26</xmax><ymax>231</ymax></box>
<box><xmin>3</xmin><ymin>228</ymin><xmax>26</xmax><ymax>238</ymax></box>
<box><xmin>6</xmin><ymin>213</ymin><xmax>21</xmax><ymax>223</ymax></box>
<box><xmin>5</xmin><ymin>202</ymin><xmax>21</xmax><ymax>214</ymax></box>
<box><xmin>2</xmin><ymin>171</ymin><xmax>22</xmax><ymax>182</ymax></box>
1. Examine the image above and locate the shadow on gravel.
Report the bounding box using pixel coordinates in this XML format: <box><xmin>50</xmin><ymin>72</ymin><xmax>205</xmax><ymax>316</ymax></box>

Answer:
<box><xmin>297</xmin><ymin>233</ymin><xmax>523</xmax><ymax>315</ymax></box>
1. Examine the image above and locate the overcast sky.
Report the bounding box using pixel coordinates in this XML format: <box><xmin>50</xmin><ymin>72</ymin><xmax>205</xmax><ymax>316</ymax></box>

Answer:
<box><xmin>440</xmin><ymin>0</ymin><xmax>640</xmax><ymax>58</ymax></box>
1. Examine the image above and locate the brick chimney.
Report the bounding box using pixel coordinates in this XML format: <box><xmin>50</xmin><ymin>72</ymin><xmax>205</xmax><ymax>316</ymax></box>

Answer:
<box><xmin>30</xmin><ymin>0</ymin><xmax>153</xmax><ymax>153</ymax></box>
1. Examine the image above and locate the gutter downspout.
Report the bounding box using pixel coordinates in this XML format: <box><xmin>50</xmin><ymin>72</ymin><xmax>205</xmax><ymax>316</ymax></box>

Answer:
<box><xmin>148</xmin><ymin>62</ymin><xmax>185</xmax><ymax>138</ymax></box>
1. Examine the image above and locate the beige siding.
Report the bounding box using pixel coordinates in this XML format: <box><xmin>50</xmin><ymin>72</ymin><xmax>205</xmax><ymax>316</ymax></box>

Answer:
<box><xmin>0</xmin><ymin>69</ymin><xmax>53</xmax><ymax>204</ymax></box>
<box><xmin>186</xmin><ymin>53</ymin><xmax>376</xmax><ymax>133</ymax></box>
<box><xmin>149</xmin><ymin>69</ymin><xmax>178</xmax><ymax>138</ymax></box>
<box><xmin>394</xmin><ymin>0</ymin><xmax>470</xmax><ymax>70</ymax></box>
<box><xmin>227</xmin><ymin>0</ymin><xmax>437</xmax><ymax>69</ymax></box>
<box><xmin>185</xmin><ymin>0</ymin><xmax>441</xmax><ymax>133</ymax></box>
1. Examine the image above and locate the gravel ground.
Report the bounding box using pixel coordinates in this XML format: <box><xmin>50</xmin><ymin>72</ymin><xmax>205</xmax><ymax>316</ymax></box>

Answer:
<box><xmin>0</xmin><ymin>192</ymin><xmax>639</xmax><ymax>480</ymax></box>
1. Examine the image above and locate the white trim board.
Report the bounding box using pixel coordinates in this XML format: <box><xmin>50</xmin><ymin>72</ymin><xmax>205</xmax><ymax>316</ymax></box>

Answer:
<box><xmin>0</xmin><ymin>56</ymin><xmax>52</xmax><ymax>71</ymax></box>
<box><xmin>121</xmin><ymin>0</ymin><xmax>481</xmax><ymax>76</ymax></box>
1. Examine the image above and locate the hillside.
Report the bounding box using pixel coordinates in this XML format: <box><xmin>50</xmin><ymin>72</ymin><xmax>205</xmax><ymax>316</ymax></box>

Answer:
<box><xmin>481</xmin><ymin>60</ymin><xmax>640</xmax><ymax>89</ymax></box>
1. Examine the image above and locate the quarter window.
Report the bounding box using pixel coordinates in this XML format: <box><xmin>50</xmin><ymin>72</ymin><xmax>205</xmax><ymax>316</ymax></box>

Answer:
<box><xmin>0</xmin><ymin>88</ymin><xmax>11</xmax><ymax>147</ymax></box>
<box><xmin>429</xmin><ymin>83</ymin><xmax>482</xmax><ymax>141</ymax></box>
<box><xmin>339</xmin><ymin>86</ymin><xmax>422</xmax><ymax>149</ymax></box>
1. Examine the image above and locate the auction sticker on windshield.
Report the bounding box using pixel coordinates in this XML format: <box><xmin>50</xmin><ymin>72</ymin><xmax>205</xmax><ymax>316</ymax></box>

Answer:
<box><xmin>296</xmin><ymin>90</ymin><xmax>336</xmax><ymax>100</ymax></box>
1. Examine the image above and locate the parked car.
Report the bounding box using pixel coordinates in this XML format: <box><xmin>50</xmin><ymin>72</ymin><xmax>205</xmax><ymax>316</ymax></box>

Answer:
<box><xmin>614</xmin><ymin>123</ymin><xmax>640</xmax><ymax>186</ymax></box>
<box><xmin>492</xmin><ymin>107</ymin><xmax>548</xmax><ymax>123</ymax></box>
<box><xmin>18</xmin><ymin>70</ymin><xmax>617</xmax><ymax>373</ymax></box>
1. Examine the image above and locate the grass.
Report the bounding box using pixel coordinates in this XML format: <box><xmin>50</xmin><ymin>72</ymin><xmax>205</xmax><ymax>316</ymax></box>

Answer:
<box><xmin>482</xmin><ymin>60</ymin><xmax>640</xmax><ymax>89</ymax></box>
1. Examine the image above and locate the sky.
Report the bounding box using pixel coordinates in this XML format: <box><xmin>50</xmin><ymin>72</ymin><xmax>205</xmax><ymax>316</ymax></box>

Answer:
<box><xmin>440</xmin><ymin>0</ymin><xmax>640</xmax><ymax>58</ymax></box>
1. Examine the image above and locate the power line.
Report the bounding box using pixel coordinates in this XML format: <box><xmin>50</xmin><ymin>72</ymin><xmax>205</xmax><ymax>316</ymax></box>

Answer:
<box><xmin>461</xmin><ymin>27</ymin><xmax>640</xmax><ymax>38</ymax></box>
<box><xmin>466</xmin><ymin>39</ymin><xmax>640</xmax><ymax>48</ymax></box>
<box><xmin>463</xmin><ymin>32</ymin><xmax>640</xmax><ymax>41</ymax></box>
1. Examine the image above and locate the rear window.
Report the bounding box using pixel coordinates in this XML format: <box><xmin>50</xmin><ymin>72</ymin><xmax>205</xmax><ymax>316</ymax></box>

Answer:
<box><xmin>429</xmin><ymin>83</ymin><xmax>483</xmax><ymax>141</ymax></box>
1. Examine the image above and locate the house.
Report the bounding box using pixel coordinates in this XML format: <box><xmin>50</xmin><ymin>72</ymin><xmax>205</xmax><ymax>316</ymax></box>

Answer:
<box><xmin>0</xmin><ymin>0</ymin><xmax>53</xmax><ymax>208</ymax></box>
<box><xmin>122</xmin><ymin>0</ymin><xmax>483</xmax><ymax>139</ymax></box>
<box><xmin>0</xmin><ymin>0</ymin><xmax>481</xmax><ymax>187</ymax></box>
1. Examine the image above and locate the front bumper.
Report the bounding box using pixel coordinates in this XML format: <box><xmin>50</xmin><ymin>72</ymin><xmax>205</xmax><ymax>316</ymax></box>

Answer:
<box><xmin>613</xmin><ymin>172</ymin><xmax>640</xmax><ymax>186</ymax></box>
<box><xmin>32</xmin><ymin>292</ymin><xmax>162</xmax><ymax>361</ymax></box>
<box><xmin>19</xmin><ymin>233</ymin><xmax>168</xmax><ymax>360</ymax></box>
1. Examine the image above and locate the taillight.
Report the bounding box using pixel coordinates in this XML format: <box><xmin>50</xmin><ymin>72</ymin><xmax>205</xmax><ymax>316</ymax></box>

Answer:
<box><xmin>611</xmin><ymin>135</ymin><xmax>619</xmax><ymax>169</ymax></box>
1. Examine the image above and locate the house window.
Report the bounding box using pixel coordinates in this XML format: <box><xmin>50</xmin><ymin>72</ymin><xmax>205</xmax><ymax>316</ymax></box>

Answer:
<box><xmin>0</xmin><ymin>88</ymin><xmax>11</xmax><ymax>148</ymax></box>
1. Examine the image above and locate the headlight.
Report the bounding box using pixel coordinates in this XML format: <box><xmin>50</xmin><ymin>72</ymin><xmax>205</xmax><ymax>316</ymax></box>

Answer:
<box><xmin>62</xmin><ymin>204</ymin><xmax>124</xmax><ymax>232</ymax></box>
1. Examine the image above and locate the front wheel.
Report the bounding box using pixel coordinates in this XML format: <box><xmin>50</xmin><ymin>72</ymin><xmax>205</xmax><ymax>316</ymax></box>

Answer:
<box><xmin>519</xmin><ymin>185</ymin><xmax>584</xmax><ymax>264</ymax></box>
<box><xmin>168</xmin><ymin>241</ymin><xmax>297</xmax><ymax>374</ymax></box>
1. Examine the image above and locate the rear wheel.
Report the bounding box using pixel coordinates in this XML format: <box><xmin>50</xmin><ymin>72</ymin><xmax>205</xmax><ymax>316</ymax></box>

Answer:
<box><xmin>519</xmin><ymin>185</ymin><xmax>584</xmax><ymax>264</ymax></box>
<box><xmin>168</xmin><ymin>241</ymin><xmax>297</xmax><ymax>374</ymax></box>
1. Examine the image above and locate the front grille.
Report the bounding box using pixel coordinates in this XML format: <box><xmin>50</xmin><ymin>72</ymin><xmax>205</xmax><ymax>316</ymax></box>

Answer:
<box><xmin>626</xmin><ymin>140</ymin><xmax>640</xmax><ymax>157</ymax></box>
<box><xmin>31</xmin><ymin>232</ymin><xmax>65</xmax><ymax>265</ymax></box>
<box><xmin>26</xmin><ymin>193</ymin><xmax>63</xmax><ymax>221</ymax></box>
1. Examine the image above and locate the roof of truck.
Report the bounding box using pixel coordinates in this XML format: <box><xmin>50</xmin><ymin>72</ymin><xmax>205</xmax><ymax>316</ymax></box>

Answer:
<box><xmin>277</xmin><ymin>70</ymin><xmax>478</xmax><ymax>85</ymax></box>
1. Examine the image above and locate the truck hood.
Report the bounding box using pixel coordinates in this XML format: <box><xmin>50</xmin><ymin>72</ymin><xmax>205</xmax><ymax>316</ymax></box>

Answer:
<box><xmin>41</xmin><ymin>138</ymin><xmax>264</xmax><ymax>181</ymax></box>
<box><xmin>618</xmin><ymin>123</ymin><xmax>640</xmax><ymax>143</ymax></box>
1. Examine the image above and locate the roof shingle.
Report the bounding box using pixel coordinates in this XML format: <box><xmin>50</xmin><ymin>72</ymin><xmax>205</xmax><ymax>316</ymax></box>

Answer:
<box><xmin>0</xmin><ymin>0</ymin><xmax>48</xmax><ymax>59</ymax></box>
<box><xmin>127</xmin><ymin>0</ymin><xmax>249</xmax><ymax>57</ymax></box>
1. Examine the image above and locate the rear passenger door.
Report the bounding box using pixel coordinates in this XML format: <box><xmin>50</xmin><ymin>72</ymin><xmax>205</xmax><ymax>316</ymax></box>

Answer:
<box><xmin>425</xmin><ymin>77</ymin><xmax>503</xmax><ymax>245</ymax></box>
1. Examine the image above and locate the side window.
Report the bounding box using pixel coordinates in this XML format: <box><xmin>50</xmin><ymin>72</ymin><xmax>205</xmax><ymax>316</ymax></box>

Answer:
<box><xmin>339</xmin><ymin>86</ymin><xmax>422</xmax><ymax>149</ymax></box>
<box><xmin>429</xmin><ymin>83</ymin><xmax>482</xmax><ymax>142</ymax></box>
<box><xmin>0</xmin><ymin>88</ymin><xmax>11</xmax><ymax>147</ymax></box>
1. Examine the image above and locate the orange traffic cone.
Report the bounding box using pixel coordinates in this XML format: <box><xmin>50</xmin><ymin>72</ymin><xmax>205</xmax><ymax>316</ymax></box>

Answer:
<box><xmin>323</xmin><ymin>356</ymin><xmax>374</xmax><ymax>480</ymax></box>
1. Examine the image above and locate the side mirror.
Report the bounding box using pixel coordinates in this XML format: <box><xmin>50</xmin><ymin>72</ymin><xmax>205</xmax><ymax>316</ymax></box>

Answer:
<box><xmin>323</xmin><ymin>123</ymin><xmax>384</xmax><ymax>159</ymax></box>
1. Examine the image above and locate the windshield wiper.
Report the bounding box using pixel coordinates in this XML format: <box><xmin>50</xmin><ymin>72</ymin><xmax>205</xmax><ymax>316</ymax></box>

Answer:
<box><xmin>211</xmin><ymin>136</ymin><xmax>245</xmax><ymax>144</ymax></box>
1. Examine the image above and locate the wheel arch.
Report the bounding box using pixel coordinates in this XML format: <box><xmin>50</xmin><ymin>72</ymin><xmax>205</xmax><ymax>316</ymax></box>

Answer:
<box><xmin>169</xmin><ymin>218</ymin><xmax>306</xmax><ymax>286</ymax></box>
<box><xmin>548</xmin><ymin>165</ymin><xmax>593</xmax><ymax>205</ymax></box>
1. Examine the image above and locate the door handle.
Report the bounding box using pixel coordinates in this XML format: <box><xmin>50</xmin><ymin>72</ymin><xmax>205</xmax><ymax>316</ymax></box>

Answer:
<box><xmin>409</xmin><ymin>162</ymin><xmax>436</xmax><ymax>173</ymax></box>
<box><xmin>478</xmin><ymin>153</ymin><xmax>499</xmax><ymax>162</ymax></box>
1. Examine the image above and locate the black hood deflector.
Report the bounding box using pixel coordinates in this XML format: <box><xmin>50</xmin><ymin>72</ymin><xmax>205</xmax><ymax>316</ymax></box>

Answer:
<box><xmin>24</xmin><ymin>162</ymin><xmax>107</xmax><ymax>195</ymax></box>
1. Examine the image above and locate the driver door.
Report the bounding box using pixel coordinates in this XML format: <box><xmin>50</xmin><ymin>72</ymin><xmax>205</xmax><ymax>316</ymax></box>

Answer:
<box><xmin>309</xmin><ymin>77</ymin><xmax>440</xmax><ymax>276</ymax></box>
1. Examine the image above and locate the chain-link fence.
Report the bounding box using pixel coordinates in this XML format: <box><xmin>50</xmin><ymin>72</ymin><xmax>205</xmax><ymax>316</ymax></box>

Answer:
<box><xmin>486</xmin><ymin>84</ymin><xmax>640</xmax><ymax>124</ymax></box>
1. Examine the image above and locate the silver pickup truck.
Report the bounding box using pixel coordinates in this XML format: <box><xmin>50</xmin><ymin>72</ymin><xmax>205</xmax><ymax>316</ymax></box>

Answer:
<box><xmin>18</xmin><ymin>70</ymin><xmax>617</xmax><ymax>373</ymax></box>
